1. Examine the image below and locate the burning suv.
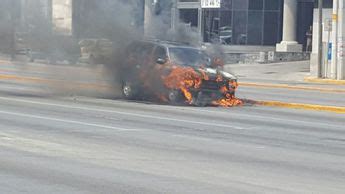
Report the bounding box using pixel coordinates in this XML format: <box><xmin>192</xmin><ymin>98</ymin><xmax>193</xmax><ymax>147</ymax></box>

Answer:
<box><xmin>120</xmin><ymin>40</ymin><xmax>242</xmax><ymax>107</ymax></box>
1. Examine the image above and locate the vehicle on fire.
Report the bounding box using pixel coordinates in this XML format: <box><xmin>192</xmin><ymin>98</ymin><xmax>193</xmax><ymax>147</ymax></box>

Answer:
<box><xmin>119</xmin><ymin>40</ymin><xmax>241</xmax><ymax>107</ymax></box>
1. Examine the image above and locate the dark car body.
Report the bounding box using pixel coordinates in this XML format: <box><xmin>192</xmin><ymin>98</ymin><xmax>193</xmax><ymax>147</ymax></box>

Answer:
<box><xmin>119</xmin><ymin>40</ymin><xmax>238</xmax><ymax>106</ymax></box>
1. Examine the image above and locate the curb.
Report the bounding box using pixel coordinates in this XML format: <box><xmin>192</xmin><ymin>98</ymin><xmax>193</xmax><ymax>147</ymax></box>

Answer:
<box><xmin>304</xmin><ymin>77</ymin><xmax>345</xmax><ymax>85</ymax></box>
<box><xmin>0</xmin><ymin>59</ymin><xmax>11</xmax><ymax>64</ymax></box>
<box><xmin>0</xmin><ymin>74</ymin><xmax>45</xmax><ymax>82</ymax></box>
<box><xmin>2</xmin><ymin>73</ymin><xmax>344</xmax><ymax>114</ymax></box>
<box><xmin>0</xmin><ymin>74</ymin><xmax>112</xmax><ymax>90</ymax></box>
<box><xmin>239</xmin><ymin>82</ymin><xmax>345</xmax><ymax>93</ymax></box>
<box><xmin>245</xmin><ymin>99</ymin><xmax>345</xmax><ymax>114</ymax></box>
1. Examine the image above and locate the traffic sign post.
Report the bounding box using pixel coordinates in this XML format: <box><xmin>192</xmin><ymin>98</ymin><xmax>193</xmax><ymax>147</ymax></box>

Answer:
<box><xmin>201</xmin><ymin>0</ymin><xmax>221</xmax><ymax>9</ymax></box>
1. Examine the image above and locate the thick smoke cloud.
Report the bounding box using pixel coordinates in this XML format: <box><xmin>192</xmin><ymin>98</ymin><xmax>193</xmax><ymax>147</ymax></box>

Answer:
<box><xmin>145</xmin><ymin>0</ymin><xmax>202</xmax><ymax>46</ymax></box>
<box><xmin>0</xmin><ymin>0</ymin><xmax>226</xmax><ymax>98</ymax></box>
<box><xmin>78</xmin><ymin>0</ymin><xmax>206</xmax><ymax>90</ymax></box>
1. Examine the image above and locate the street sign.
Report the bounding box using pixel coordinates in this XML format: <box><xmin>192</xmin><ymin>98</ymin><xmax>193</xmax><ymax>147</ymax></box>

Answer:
<box><xmin>324</xmin><ymin>18</ymin><xmax>332</xmax><ymax>32</ymax></box>
<box><xmin>328</xmin><ymin>43</ymin><xmax>332</xmax><ymax>60</ymax></box>
<box><xmin>201</xmin><ymin>0</ymin><xmax>221</xmax><ymax>8</ymax></box>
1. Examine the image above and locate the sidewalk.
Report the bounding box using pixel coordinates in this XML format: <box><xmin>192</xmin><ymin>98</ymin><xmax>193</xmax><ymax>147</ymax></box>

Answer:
<box><xmin>225</xmin><ymin>61</ymin><xmax>345</xmax><ymax>113</ymax></box>
<box><xmin>225</xmin><ymin>60</ymin><xmax>345</xmax><ymax>90</ymax></box>
<box><xmin>2</xmin><ymin>54</ymin><xmax>344</xmax><ymax>89</ymax></box>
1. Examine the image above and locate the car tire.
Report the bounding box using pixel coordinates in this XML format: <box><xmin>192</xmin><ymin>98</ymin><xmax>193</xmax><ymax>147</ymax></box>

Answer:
<box><xmin>168</xmin><ymin>90</ymin><xmax>183</xmax><ymax>105</ymax></box>
<box><xmin>194</xmin><ymin>100</ymin><xmax>208</xmax><ymax>107</ymax></box>
<box><xmin>193</xmin><ymin>92</ymin><xmax>208</xmax><ymax>107</ymax></box>
<box><xmin>122</xmin><ymin>81</ymin><xmax>137</xmax><ymax>100</ymax></box>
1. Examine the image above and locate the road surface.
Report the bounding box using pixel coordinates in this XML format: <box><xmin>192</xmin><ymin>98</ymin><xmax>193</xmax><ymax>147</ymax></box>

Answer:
<box><xmin>0</xmin><ymin>61</ymin><xmax>344</xmax><ymax>193</ymax></box>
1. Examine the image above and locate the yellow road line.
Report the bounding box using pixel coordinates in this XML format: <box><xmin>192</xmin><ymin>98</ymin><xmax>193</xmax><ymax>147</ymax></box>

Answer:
<box><xmin>304</xmin><ymin>77</ymin><xmax>345</xmax><ymax>85</ymax></box>
<box><xmin>255</xmin><ymin>100</ymin><xmax>345</xmax><ymax>114</ymax></box>
<box><xmin>0</xmin><ymin>74</ymin><xmax>112</xmax><ymax>90</ymax></box>
<box><xmin>0</xmin><ymin>59</ymin><xmax>11</xmax><ymax>64</ymax></box>
<box><xmin>1</xmin><ymin>73</ymin><xmax>344</xmax><ymax>113</ymax></box>
<box><xmin>240</xmin><ymin>82</ymin><xmax>345</xmax><ymax>93</ymax></box>
<box><xmin>0</xmin><ymin>74</ymin><xmax>46</xmax><ymax>82</ymax></box>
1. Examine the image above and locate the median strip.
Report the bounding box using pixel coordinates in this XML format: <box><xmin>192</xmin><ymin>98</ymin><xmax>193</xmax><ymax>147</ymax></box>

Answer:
<box><xmin>245</xmin><ymin>99</ymin><xmax>345</xmax><ymax>114</ymax></box>
<box><xmin>0</xmin><ymin>74</ymin><xmax>112</xmax><ymax>90</ymax></box>
<box><xmin>1</xmin><ymin>73</ymin><xmax>344</xmax><ymax>113</ymax></box>
<box><xmin>0</xmin><ymin>59</ymin><xmax>14</xmax><ymax>65</ymax></box>
<box><xmin>304</xmin><ymin>77</ymin><xmax>345</xmax><ymax>85</ymax></box>
<box><xmin>240</xmin><ymin>82</ymin><xmax>345</xmax><ymax>93</ymax></box>
<box><xmin>0</xmin><ymin>74</ymin><xmax>46</xmax><ymax>83</ymax></box>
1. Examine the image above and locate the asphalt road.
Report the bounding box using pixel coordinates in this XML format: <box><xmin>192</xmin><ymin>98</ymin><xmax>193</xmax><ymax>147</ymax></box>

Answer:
<box><xmin>0</xmin><ymin>61</ymin><xmax>345</xmax><ymax>193</ymax></box>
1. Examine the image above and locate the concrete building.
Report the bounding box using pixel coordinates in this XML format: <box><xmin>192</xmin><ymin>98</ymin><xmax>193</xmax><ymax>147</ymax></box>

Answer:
<box><xmin>173</xmin><ymin>0</ymin><xmax>314</xmax><ymax>49</ymax></box>
<box><xmin>51</xmin><ymin>0</ymin><xmax>73</xmax><ymax>36</ymax></box>
<box><xmin>11</xmin><ymin>0</ymin><xmax>345</xmax><ymax>79</ymax></box>
<box><xmin>171</xmin><ymin>0</ymin><xmax>344</xmax><ymax>80</ymax></box>
<box><xmin>50</xmin><ymin>0</ymin><xmax>144</xmax><ymax>39</ymax></box>
<box><xmin>0</xmin><ymin>0</ymin><xmax>21</xmax><ymax>53</ymax></box>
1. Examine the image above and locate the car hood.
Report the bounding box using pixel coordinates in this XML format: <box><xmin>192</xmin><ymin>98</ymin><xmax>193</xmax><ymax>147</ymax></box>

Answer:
<box><xmin>197</xmin><ymin>67</ymin><xmax>237</xmax><ymax>80</ymax></box>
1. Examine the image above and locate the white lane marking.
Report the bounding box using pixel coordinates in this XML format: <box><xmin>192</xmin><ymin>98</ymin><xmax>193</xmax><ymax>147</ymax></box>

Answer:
<box><xmin>0</xmin><ymin>136</ymin><xmax>13</xmax><ymax>140</ymax></box>
<box><xmin>0</xmin><ymin>110</ymin><xmax>144</xmax><ymax>132</ymax></box>
<box><xmin>0</xmin><ymin>96</ymin><xmax>342</xmax><ymax>129</ymax></box>
<box><xmin>0</xmin><ymin>97</ymin><xmax>236</xmax><ymax>129</ymax></box>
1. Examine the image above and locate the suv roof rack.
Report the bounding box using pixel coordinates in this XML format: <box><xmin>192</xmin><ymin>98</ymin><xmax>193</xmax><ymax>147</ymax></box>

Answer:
<box><xmin>144</xmin><ymin>38</ymin><xmax>191</xmax><ymax>46</ymax></box>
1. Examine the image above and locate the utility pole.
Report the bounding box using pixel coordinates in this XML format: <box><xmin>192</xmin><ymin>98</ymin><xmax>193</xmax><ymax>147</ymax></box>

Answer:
<box><xmin>317</xmin><ymin>0</ymin><xmax>323</xmax><ymax>78</ymax></box>
<box><xmin>337</xmin><ymin>0</ymin><xmax>345</xmax><ymax>79</ymax></box>
<box><xmin>171</xmin><ymin>0</ymin><xmax>177</xmax><ymax>31</ymax></box>
<box><xmin>331</xmin><ymin>0</ymin><xmax>338</xmax><ymax>79</ymax></box>
<box><xmin>48</xmin><ymin>0</ymin><xmax>53</xmax><ymax>33</ymax></box>
<box><xmin>144</xmin><ymin>0</ymin><xmax>153</xmax><ymax>37</ymax></box>
<box><xmin>9</xmin><ymin>0</ymin><xmax>17</xmax><ymax>60</ymax></box>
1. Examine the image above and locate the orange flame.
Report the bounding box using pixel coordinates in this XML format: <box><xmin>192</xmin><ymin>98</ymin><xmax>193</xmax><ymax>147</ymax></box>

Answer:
<box><xmin>163</xmin><ymin>67</ymin><xmax>201</xmax><ymax>104</ymax></box>
<box><xmin>212</xmin><ymin>80</ymin><xmax>243</xmax><ymax>107</ymax></box>
<box><xmin>162</xmin><ymin>67</ymin><xmax>243</xmax><ymax>107</ymax></box>
<box><xmin>212</xmin><ymin>94</ymin><xmax>243</xmax><ymax>107</ymax></box>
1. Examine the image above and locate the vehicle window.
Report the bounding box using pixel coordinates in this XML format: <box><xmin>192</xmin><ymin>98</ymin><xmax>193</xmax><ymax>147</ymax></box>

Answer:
<box><xmin>168</xmin><ymin>47</ymin><xmax>212</xmax><ymax>67</ymax></box>
<box><xmin>153</xmin><ymin>46</ymin><xmax>167</xmax><ymax>60</ymax></box>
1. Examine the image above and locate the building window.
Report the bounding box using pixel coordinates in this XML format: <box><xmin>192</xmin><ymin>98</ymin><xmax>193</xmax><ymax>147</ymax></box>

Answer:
<box><xmin>179</xmin><ymin>0</ymin><xmax>199</xmax><ymax>2</ymax></box>
<box><xmin>200</xmin><ymin>0</ymin><xmax>283</xmax><ymax>45</ymax></box>
<box><xmin>221</xmin><ymin>0</ymin><xmax>232</xmax><ymax>10</ymax></box>
<box><xmin>233</xmin><ymin>0</ymin><xmax>248</xmax><ymax>10</ymax></box>
<box><xmin>180</xmin><ymin>9</ymin><xmax>199</xmax><ymax>27</ymax></box>
<box><xmin>233</xmin><ymin>10</ymin><xmax>248</xmax><ymax>44</ymax></box>
<box><xmin>263</xmin><ymin>11</ymin><xmax>280</xmax><ymax>45</ymax></box>
<box><xmin>247</xmin><ymin>10</ymin><xmax>263</xmax><ymax>45</ymax></box>
<box><xmin>314</xmin><ymin>0</ymin><xmax>333</xmax><ymax>8</ymax></box>
<box><xmin>249</xmin><ymin>0</ymin><xmax>263</xmax><ymax>10</ymax></box>
<box><xmin>264</xmin><ymin>0</ymin><xmax>281</xmax><ymax>11</ymax></box>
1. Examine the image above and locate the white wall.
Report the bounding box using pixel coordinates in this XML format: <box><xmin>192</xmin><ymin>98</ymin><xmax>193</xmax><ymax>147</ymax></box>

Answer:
<box><xmin>312</xmin><ymin>9</ymin><xmax>333</xmax><ymax>54</ymax></box>
<box><xmin>311</xmin><ymin>8</ymin><xmax>333</xmax><ymax>78</ymax></box>
<box><xmin>52</xmin><ymin>0</ymin><xmax>72</xmax><ymax>36</ymax></box>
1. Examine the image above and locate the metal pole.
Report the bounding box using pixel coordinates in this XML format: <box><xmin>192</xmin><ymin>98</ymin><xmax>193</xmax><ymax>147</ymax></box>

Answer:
<box><xmin>144</xmin><ymin>0</ymin><xmax>152</xmax><ymax>37</ymax></box>
<box><xmin>331</xmin><ymin>0</ymin><xmax>338</xmax><ymax>79</ymax></box>
<box><xmin>337</xmin><ymin>0</ymin><xmax>344</xmax><ymax>79</ymax></box>
<box><xmin>198</xmin><ymin>7</ymin><xmax>203</xmax><ymax>41</ymax></box>
<box><xmin>317</xmin><ymin>0</ymin><xmax>323</xmax><ymax>78</ymax></box>
<box><xmin>9</xmin><ymin>0</ymin><xmax>17</xmax><ymax>60</ymax></box>
<box><xmin>326</xmin><ymin>22</ymin><xmax>331</xmax><ymax>77</ymax></box>
<box><xmin>171</xmin><ymin>0</ymin><xmax>177</xmax><ymax>31</ymax></box>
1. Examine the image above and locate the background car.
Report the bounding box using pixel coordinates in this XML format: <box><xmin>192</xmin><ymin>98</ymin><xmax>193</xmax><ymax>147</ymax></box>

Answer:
<box><xmin>79</xmin><ymin>39</ymin><xmax>113</xmax><ymax>65</ymax></box>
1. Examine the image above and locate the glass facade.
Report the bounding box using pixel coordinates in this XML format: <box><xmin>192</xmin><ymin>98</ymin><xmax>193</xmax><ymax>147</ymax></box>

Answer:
<box><xmin>202</xmin><ymin>0</ymin><xmax>283</xmax><ymax>45</ymax></box>
<box><xmin>314</xmin><ymin>0</ymin><xmax>332</xmax><ymax>8</ymax></box>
